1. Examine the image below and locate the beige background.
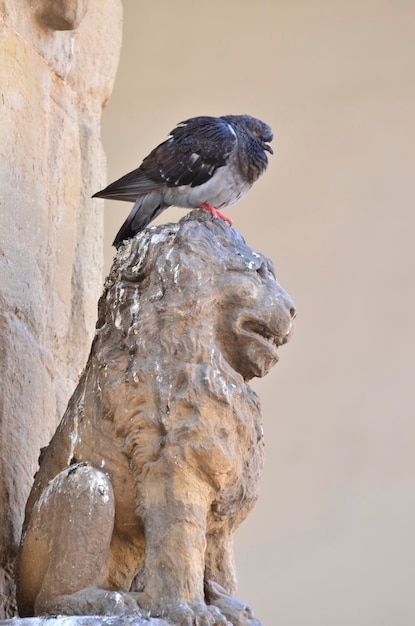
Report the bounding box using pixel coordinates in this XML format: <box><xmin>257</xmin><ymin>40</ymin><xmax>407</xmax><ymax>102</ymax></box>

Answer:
<box><xmin>99</xmin><ymin>2</ymin><xmax>415</xmax><ymax>624</ymax></box>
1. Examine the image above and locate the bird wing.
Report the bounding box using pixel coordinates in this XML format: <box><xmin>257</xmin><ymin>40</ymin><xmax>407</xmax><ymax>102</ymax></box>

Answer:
<box><xmin>92</xmin><ymin>166</ymin><xmax>161</xmax><ymax>202</ymax></box>
<box><xmin>93</xmin><ymin>117</ymin><xmax>237</xmax><ymax>202</ymax></box>
<box><xmin>145</xmin><ymin>116</ymin><xmax>237</xmax><ymax>188</ymax></box>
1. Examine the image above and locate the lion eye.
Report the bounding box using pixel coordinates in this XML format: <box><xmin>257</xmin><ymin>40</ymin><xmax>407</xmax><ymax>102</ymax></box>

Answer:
<box><xmin>256</xmin><ymin>263</ymin><xmax>267</xmax><ymax>278</ymax></box>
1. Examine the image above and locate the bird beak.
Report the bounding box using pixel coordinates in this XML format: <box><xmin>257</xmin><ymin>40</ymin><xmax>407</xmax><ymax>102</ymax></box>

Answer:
<box><xmin>263</xmin><ymin>143</ymin><xmax>274</xmax><ymax>155</ymax></box>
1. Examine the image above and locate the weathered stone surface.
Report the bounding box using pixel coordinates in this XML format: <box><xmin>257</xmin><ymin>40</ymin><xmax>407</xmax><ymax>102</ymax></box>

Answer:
<box><xmin>0</xmin><ymin>616</ymin><xmax>169</xmax><ymax>626</ymax></box>
<box><xmin>0</xmin><ymin>1</ymin><xmax>122</xmax><ymax>617</ymax></box>
<box><xmin>16</xmin><ymin>212</ymin><xmax>296</xmax><ymax>626</ymax></box>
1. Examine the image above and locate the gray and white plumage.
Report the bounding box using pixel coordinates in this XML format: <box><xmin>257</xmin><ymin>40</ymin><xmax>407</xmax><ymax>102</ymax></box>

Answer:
<box><xmin>93</xmin><ymin>114</ymin><xmax>273</xmax><ymax>248</ymax></box>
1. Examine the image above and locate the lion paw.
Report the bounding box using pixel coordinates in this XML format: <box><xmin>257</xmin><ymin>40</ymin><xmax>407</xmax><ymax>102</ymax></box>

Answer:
<box><xmin>36</xmin><ymin>588</ymin><xmax>141</xmax><ymax>617</ymax></box>
<box><xmin>205</xmin><ymin>581</ymin><xmax>263</xmax><ymax>626</ymax></box>
<box><xmin>161</xmin><ymin>599</ymin><xmax>232</xmax><ymax>625</ymax></box>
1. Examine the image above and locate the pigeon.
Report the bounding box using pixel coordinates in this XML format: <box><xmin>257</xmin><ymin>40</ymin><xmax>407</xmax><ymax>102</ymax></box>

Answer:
<box><xmin>93</xmin><ymin>114</ymin><xmax>273</xmax><ymax>248</ymax></box>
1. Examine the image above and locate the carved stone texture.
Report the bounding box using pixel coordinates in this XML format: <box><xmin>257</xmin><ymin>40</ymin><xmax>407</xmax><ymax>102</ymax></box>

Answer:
<box><xmin>0</xmin><ymin>0</ymin><xmax>122</xmax><ymax>618</ymax></box>
<box><xmin>16</xmin><ymin>211</ymin><xmax>296</xmax><ymax>626</ymax></box>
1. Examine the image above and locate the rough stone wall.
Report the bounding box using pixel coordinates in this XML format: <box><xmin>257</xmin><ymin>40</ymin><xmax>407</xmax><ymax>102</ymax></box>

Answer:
<box><xmin>0</xmin><ymin>1</ymin><xmax>122</xmax><ymax>616</ymax></box>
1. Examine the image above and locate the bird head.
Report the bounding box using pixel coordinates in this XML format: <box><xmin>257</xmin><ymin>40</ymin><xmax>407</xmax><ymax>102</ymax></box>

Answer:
<box><xmin>221</xmin><ymin>114</ymin><xmax>273</xmax><ymax>183</ymax></box>
<box><xmin>223</xmin><ymin>114</ymin><xmax>274</xmax><ymax>155</ymax></box>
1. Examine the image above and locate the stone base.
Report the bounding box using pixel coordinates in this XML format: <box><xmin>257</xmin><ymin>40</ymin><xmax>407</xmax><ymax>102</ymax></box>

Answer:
<box><xmin>0</xmin><ymin>617</ymin><xmax>169</xmax><ymax>626</ymax></box>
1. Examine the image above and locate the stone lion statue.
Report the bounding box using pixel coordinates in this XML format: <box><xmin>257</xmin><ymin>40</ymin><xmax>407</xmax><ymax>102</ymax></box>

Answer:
<box><xmin>16</xmin><ymin>211</ymin><xmax>295</xmax><ymax>626</ymax></box>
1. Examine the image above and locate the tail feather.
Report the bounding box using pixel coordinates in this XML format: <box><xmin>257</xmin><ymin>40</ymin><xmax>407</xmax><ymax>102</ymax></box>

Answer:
<box><xmin>113</xmin><ymin>195</ymin><xmax>168</xmax><ymax>248</ymax></box>
<box><xmin>93</xmin><ymin>166</ymin><xmax>162</xmax><ymax>203</ymax></box>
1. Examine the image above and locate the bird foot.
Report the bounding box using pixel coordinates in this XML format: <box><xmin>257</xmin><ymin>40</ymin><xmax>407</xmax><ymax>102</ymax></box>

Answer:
<box><xmin>200</xmin><ymin>203</ymin><xmax>233</xmax><ymax>225</ymax></box>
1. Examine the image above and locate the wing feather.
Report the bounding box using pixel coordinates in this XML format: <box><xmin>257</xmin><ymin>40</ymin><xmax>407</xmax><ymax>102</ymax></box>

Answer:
<box><xmin>93</xmin><ymin>116</ymin><xmax>237</xmax><ymax>202</ymax></box>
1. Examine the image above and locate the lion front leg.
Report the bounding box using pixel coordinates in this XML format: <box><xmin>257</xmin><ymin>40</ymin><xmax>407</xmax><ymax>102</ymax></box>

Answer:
<box><xmin>138</xmin><ymin>457</ymin><xmax>229</xmax><ymax>624</ymax></box>
<box><xmin>204</xmin><ymin>530</ymin><xmax>263</xmax><ymax>626</ymax></box>
<box><xmin>16</xmin><ymin>463</ymin><xmax>140</xmax><ymax>617</ymax></box>
<box><xmin>204</xmin><ymin>526</ymin><xmax>237</xmax><ymax>595</ymax></box>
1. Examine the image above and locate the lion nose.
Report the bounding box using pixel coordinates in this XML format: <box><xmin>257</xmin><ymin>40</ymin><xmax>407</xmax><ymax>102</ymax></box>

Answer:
<box><xmin>281</xmin><ymin>292</ymin><xmax>296</xmax><ymax>341</ymax></box>
<box><xmin>282</xmin><ymin>289</ymin><xmax>296</xmax><ymax>319</ymax></box>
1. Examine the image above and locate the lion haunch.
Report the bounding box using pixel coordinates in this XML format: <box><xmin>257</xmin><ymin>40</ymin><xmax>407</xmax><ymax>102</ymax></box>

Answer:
<box><xmin>16</xmin><ymin>210</ymin><xmax>295</xmax><ymax>626</ymax></box>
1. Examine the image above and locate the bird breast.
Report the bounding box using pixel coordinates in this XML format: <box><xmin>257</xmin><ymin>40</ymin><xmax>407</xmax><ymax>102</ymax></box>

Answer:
<box><xmin>163</xmin><ymin>157</ymin><xmax>252</xmax><ymax>210</ymax></box>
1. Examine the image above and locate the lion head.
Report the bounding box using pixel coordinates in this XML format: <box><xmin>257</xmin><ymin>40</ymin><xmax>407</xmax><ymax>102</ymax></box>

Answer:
<box><xmin>97</xmin><ymin>210</ymin><xmax>295</xmax><ymax>390</ymax></box>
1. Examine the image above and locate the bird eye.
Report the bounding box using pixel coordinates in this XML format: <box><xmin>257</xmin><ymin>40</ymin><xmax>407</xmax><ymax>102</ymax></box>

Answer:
<box><xmin>253</xmin><ymin>129</ymin><xmax>260</xmax><ymax>136</ymax></box>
